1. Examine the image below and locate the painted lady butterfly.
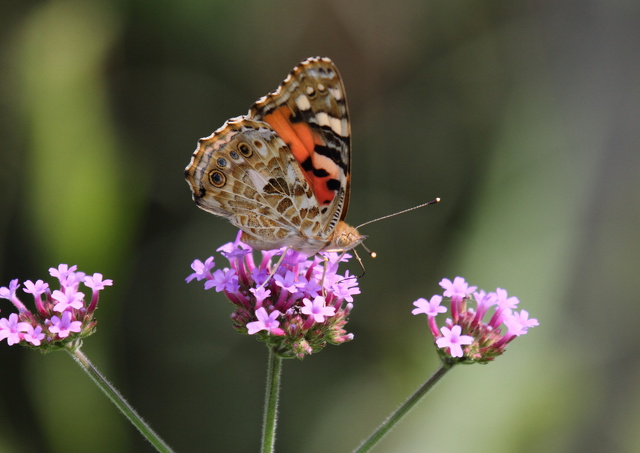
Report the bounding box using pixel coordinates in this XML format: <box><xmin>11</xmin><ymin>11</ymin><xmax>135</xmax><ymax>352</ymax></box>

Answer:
<box><xmin>185</xmin><ymin>56</ymin><xmax>365</xmax><ymax>256</ymax></box>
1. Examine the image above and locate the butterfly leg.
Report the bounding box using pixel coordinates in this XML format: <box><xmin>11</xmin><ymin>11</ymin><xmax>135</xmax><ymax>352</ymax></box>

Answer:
<box><xmin>257</xmin><ymin>247</ymin><xmax>290</xmax><ymax>290</ymax></box>
<box><xmin>352</xmin><ymin>249</ymin><xmax>366</xmax><ymax>278</ymax></box>
<box><xmin>319</xmin><ymin>254</ymin><xmax>329</xmax><ymax>298</ymax></box>
<box><xmin>332</xmin><ymin>250</ymin><xmax>364</xmax><ymax>289</ymax></box>
<box><xmin>318</xmin><ymin>250</ymin><xmax>357</xmax><ymax>297</ymax></box>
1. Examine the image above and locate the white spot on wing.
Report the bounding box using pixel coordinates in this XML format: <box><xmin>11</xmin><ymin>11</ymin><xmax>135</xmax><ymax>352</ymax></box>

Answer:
<box><xmin>316</xmin><ymin>112</ymin><xmax>330</xmax><ymax>127</ymax></box>
<box><xmin>295</xmin><ymin>94</ymin><xmax>311</xmax><ymax>111</ymax></box>
<box><xmin>247</xmin><ymin>169</ymin><xmax>269</xmax><ymax>190</ymax></box>
<box><xmin>315</xmin><ymin>112</ymin><xmax>348</xmax><ymax>137</ymax></box>
<box><xmin>330</xmin><ymin>116</ymin><xmax>344</xmax><ymax>136</ymax></box>
<box><xmin>255</xmin><ymin>140</ymin><xmax>269</xmax><ymax>157</ymax></box>
<box><xmin>329</xmin><ymin>87</ymin><xmax>342</xmax><ymax>100</ymax></box>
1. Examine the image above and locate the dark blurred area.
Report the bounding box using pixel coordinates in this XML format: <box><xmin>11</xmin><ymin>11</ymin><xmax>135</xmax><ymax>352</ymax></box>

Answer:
<box><xmin>1</xmin><ymin>1</ymin><xmax>640</xmax><ymax>452</ymax></box>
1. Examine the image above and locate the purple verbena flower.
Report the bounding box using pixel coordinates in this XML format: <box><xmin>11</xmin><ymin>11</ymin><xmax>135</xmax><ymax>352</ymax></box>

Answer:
<box><xmin>274</xmin><ymin>271</ymin><xmax>305</xmax><ymax>293</ymax></box>
<box><xmin>435</xmin><ymin>325</ymin><xmax>474</xmax><ymax>358</ymax></box>
<box><xmin>330</xmin><ymin>272</ymin><xmax>361</xmax><ymax>303</ymax></box>
<box><xmin>412</xmin><ymin>295</ymin><xmax>447</xmax><ymax>337</ymax></box>
<box><xmin>20</xmin><ymin>324</ymin><xmax>45</xmax><ymax>346</ymax></box>
<box><xmin>301</xmin><ymin>296</ymin><xmax>336</xmax><ymax>324</ymax></box>
<box><xmin>84</xmin><ymin>273</ymin><xmax>113</xmax><ymax>291</ymax></box>
<box><xmin>440</xmin><ymin>277</ymin><xmax>476</xmax><ymax>298</ymax></box>
<box><xmin>23</xmin><ymin>280</ymin><xmax>49</xmax><ymax>298</ymax></box>
<box><xmin>49</xmin><ymin>311</ymin><xmax>83</xmax><ymax>339</ymax></box>
<box><xmin>246</xmin><ymin>307</ymin><xmax>285</xmax><ymax>336</ymax></box>
<box><xmin>413</xmin><ymin>277</ymin><xmax>537</xmax><ymax>364</ymax></box>
<box><xmin>185</xmin><ymin>257</ymin><xmax>215</xmax><ymax>283</ymax></box>
<box><xmin>0</xmin><ymin>313</ymin><xmax>23</xmax><ymax>346</ymax></box>
<box><xmin>187</xmin><ymin>231</ymin><xmax>359</xmax><ymax>358</ymax></box>
<box><xmin>204</xmin><ymin>268</ymin><xmax>239</xmax><ymax>292</ymax></box>
<box><xmin>49</xmin><ymin>264</ymin><xmax>77</xmax><ymax>281</ymax></box>
<box><xmin>249</xmin><ymin>287</ymin><xmax>271</xmax><ymax>308</ymax></box>
<box><xmin>51</xmin><ymin>288</ymin><xmax>85</xmax><ymax>312</ymax></box>
<box><xmin>0</xmin><ymin>264</ymin><xmax>112</xmax><ymax>351</ymax></box>
<box><xmin>0</xmin><ymin>279</ymin><xmax>20</xmax><ymax>301</ymax></box>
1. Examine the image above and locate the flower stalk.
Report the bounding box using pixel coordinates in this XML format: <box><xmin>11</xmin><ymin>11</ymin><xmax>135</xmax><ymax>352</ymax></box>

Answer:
<box><xmin>353</xmin><ymin>362</ymin><xmax>453</xmax><ymax>453</ymax></box>
<box><xmin>261</xmin><ymin>349</ymin><xmax>283</xmax><ymax>453</ymax></box>
<box><xmin>354</xmin><ymin>276</ymin><xmax>538</xmax><ymax>452</ymax></box>
<box><xmin>68</xmin><ymin>346</ymin><xmax>175</xmax><ymax>453</ymax></box>
<box><xmin>0</xmin><ymin>265</ymin><xmax>175</xmax><ymax>452</ymax></box>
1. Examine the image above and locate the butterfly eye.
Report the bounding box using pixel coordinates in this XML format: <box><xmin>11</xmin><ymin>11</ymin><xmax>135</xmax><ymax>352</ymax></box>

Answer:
<box><xmin>209</xmin><ymin>170</ymin><xmax>226</xmax><ymax>188</ymax></box>
<box><xmin>238</xmin><ymin>143</ymin><xmax>253</xmax><ymax>158</ymax></box>
<box><xmin>336</xmin><ymin>234</ymin><xmax>349</xmax><ymax>249</ymax></box>
<box><xmin>216</xmin><ymin>157</ymin><xmax>227</xmax><ymax>168</ymax></box>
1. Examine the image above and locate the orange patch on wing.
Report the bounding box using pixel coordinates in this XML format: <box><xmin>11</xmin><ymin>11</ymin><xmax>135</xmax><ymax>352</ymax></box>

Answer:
<box><xmin>263</xmin><ymin>107</ymin><xmax>313</xmax><ymax>162</ymax></box>
<box><xmin>263</xmin><ymin>107</ymin><xmax>337</xmax><ymax>206</ymax></box>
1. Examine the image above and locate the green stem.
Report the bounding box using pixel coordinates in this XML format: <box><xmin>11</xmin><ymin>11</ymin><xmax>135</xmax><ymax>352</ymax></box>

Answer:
<box><xmin>67</xmin><ymin>346</ymin><xmax>175</xmax><ymax>453</ymax></box>
<box><xmin>353</xmin><ymin>362</ymin><xmax>454</xmax><ymax>453</ymax></box>
<box><xmin>261</xmin><ymin>349</ymin><xmax>283</xmax><ymax>453</ymax></box>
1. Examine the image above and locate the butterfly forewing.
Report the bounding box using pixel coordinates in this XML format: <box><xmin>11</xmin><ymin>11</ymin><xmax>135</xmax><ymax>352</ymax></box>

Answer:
<box><xmin>185</xmin><ymin>56</ymin><xmax>362</xmax><ymax>256</ymax></box>
<box><xmin>250</xmin><ymin>57</ymin><xmax>351</xmax><ymax>229</ymax></box>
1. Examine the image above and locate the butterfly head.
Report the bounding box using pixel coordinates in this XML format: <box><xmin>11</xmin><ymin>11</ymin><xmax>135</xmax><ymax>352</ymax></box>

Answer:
<box><xmin>325</xmin><ymin>221</ymin><xmax>367</xmax><ymax>253</ymax></box>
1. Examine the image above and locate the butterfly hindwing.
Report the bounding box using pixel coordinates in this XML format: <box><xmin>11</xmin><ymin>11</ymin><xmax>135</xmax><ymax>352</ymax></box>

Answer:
<box><xmin>185</xmin><ymin>116</ymin><xmax>333</xmax><ymax>251</ymax></box>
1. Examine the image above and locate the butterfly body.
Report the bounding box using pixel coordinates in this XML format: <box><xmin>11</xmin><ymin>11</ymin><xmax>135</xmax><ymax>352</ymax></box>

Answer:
<box><xmin>185</xmin><ymin>57</ymin><xmax>364</xmax><ymax>256</ymax></box>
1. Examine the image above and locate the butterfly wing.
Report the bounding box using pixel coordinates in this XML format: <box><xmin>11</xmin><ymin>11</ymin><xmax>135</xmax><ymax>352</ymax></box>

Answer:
<box><xmin>249</xmin><ymin>57</ymin><xmax>351</xmax><ymax>233</ymax></box>
<box><xmin>185</xmin><ymin>116</ymin><xmax>332</xmax><ymax>253</ymax></box>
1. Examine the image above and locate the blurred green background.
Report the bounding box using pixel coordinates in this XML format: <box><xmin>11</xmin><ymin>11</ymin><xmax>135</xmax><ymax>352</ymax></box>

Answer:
<box><xmin>1</xmin><ymin>1</ymin><xmax>639</xmax><ymax>452</ymax></box>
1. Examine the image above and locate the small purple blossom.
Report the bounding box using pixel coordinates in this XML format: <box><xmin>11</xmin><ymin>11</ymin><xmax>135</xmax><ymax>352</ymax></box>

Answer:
<box><xmin>331</xmin><ymin>273</ymin><xmax>361</xmax><ymax>302</ymax></box>
<box><xmin>49</xmin><ymin>311</ymin><xmax>82</xmax><ymax>339</ymax></box>
<box><xmin>435</xmin><ymin>325</ymin><xmax>474</xmax><ymax>358</ymax></box>
<box><xmin>504</xmin><ymin>309</ymin><xmax>539</xmax><ymax>337</ymax></box>
<box><xmin>274</xmin><ymin>271</ymin><xmax>305</xmax><ymax>293</ymax></box>
<box><xmin>414</xmin><ymin>277</ymin><xmax>537</xmax><ymax>364</ymax></box>
<box><xmin>187</xmin><ymin>232</ymin><xmax>358</xmax><ymax>358</ymax></box>
<box><xmin>0</xmin><ymin>264</ymin><xmax>112</xmax><ymax>351</ymax></box>
<box><xmin>20</xmin><ymin>324</ymin><xmax>45</xmax><ymax>346</ymax></box>
<box><xmin>83</xmin><ymin>273</ymin><xmax>113</xmax><ymax>291</ymax></box>
<box><xmin>298</xmin><ymin>278</ymin><xmax>322</xmax><ymax>298</ymax></box>
<box><xmin>412</xmin><ymin>296</ymin><xmax>447</xmax><ymax>317</ymax></box>
<box><xmin>204</xmin><ymin>268</ymin><xmax>239</xmax><ymax>292</ymax></box>
<box><xmin>49</xmin><ymin>264</ymin><xmax>77</xmax><ymax>281</ymax></box>
<box><xmin>249</xmin><ymin>287</ymin><xmax>271</xmax><ymax>307</ymax></box>
<box><xmin>246</xmin><ymin>307</ymin><xmax>284</xmax><ymax>335</ymax></box>
<box><xmin>440</xmin><ymin>277</ymin><xmax>477</xmax><ymax>301</ymax></box>
<box><xmin>185</xmin><ymin>257</ymin><xmax>215</xmax><ymax>283</ymax></box>
<box><xmin>51</xmin><ymin>288</ymin><xmax>85</xmax><ymax>312</ymax></box>
<box><xmin>250</xmin><ymin>267</ymin><xmax>270</xmax><ymax>287</ymax></box>
<box><xmin>60</xmin><ymin>271</ymin><xmax>86</xmax><ymax>289</ymax></box>
<box><xmin>301</xmin><ymin>296</ymin><xmax>336</xmax><ymax>323</ymax></box>
<box><xmin>23</xmin><ymin>280</ymin><xmax>49</xmax><ymax>298</ymax></box>
<box><xmin>0</xmin><ymin>279</ymin><xmax>20</xmax><ymax>301</ymax></box>
<box><xmin>0</xmin><ymin>313</ymin><xmax>23</xmax><ymax>345</ymax></box>
<box><xmin>413</xmin><ymin>295</ymin><xmax>447</xmax><ymax>337</ymax></box>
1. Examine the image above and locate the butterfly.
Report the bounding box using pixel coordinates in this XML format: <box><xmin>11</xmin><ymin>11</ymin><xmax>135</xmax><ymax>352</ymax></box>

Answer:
<box><xmin>185</xmin><ymin>56</ymin><xmax>366</xmax><ymax>256</ymax></box>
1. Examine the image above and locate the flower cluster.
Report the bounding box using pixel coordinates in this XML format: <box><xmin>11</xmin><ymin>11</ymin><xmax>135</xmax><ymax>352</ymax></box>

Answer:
<box><xmin>0</xmin><ymin>264</ymin><xmax>112</xmax><ymax>352</ymax></box>
<box><xmin>186</xmin><ymin>232</ymin><xmax>360</xmax><ymax>359</ymax></box>
<box><xmin>412</xmin><ymin>277</ymin><xmax>538</xmax><ymax>364</ymax></box>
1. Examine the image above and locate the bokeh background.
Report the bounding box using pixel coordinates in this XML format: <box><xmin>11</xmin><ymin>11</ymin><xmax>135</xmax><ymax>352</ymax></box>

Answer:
<box><xmin>1</xmin><ymin>1</ymin><xmax>639</xmax><ymax>452</ymax></box>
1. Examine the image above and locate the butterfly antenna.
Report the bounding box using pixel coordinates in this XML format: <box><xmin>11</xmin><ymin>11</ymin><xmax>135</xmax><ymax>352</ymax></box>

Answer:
<box><xmin>360</xmin><ymin>242</ymin><xmax>377</xmax><ymax>259</ymax></box>
<box><xmin>355</xmin><ymin>198</ymin><xmax>441</xmax><ymax>230</ymax></box>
